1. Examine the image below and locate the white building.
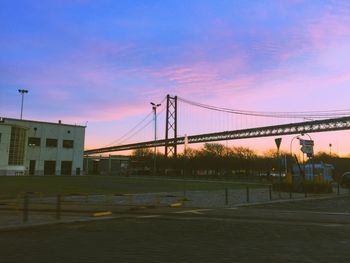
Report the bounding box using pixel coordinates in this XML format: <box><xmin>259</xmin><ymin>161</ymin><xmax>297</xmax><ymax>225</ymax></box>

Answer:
<box><xmin>0</xmin><ymin>117</ymin><xmax>85</xmax><ymax>176</ymax></box>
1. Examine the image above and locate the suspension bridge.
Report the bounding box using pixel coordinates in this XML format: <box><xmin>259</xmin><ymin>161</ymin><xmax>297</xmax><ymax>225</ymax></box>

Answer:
<box><xmin>84</xmin><ymin>95</ymin><xmax>350</xmax><ymax>156</ymax></box>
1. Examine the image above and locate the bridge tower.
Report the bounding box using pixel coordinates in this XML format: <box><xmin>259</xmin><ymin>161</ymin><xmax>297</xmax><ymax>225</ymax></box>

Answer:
<box><xmin>165</xmin><ymin>95</ymin><xmax>177</xmax><ymax>157</ymax></box>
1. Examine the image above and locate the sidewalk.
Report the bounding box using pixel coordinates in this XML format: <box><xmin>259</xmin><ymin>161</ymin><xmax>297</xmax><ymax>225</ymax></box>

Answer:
<box><xmin>1</xmin><ymin>187</ymin><xmax>349</xmax><ymax>231</ymax></box>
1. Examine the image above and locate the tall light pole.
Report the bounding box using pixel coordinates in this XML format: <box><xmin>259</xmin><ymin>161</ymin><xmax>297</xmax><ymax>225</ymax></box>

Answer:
<box><xmin>18</xmin><ymin>89</ymin><xmax>29</xmax><ymax>120</ymax></box>
<box><xmin>151</xmin><ymin>102</ymin><xmax>161</xmax><ymax>177</ymax></box>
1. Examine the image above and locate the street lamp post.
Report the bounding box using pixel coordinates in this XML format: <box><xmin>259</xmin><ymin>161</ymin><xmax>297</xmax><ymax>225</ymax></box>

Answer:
<box><xmin>290</xmin><ymin>135</ymin><xmax>300</xmax><ymax>156</ymax></box>
<box><xmin>151</xmin><ymin>102</ymin><xmax>161</xmax><ymax>177</ymax></box>
<box><xmin>18</xmin><ymin>89</ymin><xmax>29</xmax><ymax>120</ymax></box>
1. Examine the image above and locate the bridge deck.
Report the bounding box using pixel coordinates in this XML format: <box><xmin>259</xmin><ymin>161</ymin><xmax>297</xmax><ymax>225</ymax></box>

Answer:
<box><xmin>84</xmin><ymin>116</ymin><xmax>350</xmax><ymax>155</ymax></box>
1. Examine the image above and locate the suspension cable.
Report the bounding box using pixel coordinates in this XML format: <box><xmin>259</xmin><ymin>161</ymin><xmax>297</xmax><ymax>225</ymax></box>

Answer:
<box><xmin>178</xmin><ymin>97</ymin><xmax>350</xmax><ymax>119</ymax></box>
<box><xmin>104</xmin><ymin>96</ymin><xmax>167</xmax><ymax>147</ymax></box>
<box><xmin>103</xmin><ymin>111</ymin><xmax>153</xmax><ymax>147</ymax></box>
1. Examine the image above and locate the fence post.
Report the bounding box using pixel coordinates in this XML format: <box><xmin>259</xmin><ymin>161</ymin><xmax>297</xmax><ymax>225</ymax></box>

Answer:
<box><xmin>225</xmin><ymin>188</ymin><xmax>228</xmax><ymax>206</ymax></box>
<box><xmin>56</xmin><ymin>194</ymin><xmax>61</xmax><ymax>220</ymax></box>
<box><xmin>23</xmin><ymin>195</ymin><xmax>29</xmax><ymax>223</ymax></box>
<box><xmin>337</xmin><ymin>183</ymin><xmax>340</xmax><ymax>195</ymax></box>
<box><xmin>289</xmin><ymin>190</ymin><xmax>292</xmax><ymax>199</ymax></box>
<box><xmin>246</xmin><ymin>186</ymin><xmax>250</xmax><ymax>203</ymax></box>
<box><xmin>269</xmin><ymin>185</ymin><xmax>272</xmax><ymax>201</ymax></box>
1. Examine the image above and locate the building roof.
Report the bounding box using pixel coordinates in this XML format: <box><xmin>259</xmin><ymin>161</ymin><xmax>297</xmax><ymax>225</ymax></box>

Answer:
<box><xmin>1</xmin><ymin>117</ymin><xmax>86</xmax><ymax>128</ymax></box>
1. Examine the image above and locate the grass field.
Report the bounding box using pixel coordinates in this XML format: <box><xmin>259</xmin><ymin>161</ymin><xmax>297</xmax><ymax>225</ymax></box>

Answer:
<box><xmin>0</xmin><ymin>176</ymin><xmax>266</xmax><ymax>199</ymax></box>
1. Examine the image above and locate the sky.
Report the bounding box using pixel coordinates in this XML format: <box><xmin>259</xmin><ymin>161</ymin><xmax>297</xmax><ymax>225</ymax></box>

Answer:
<box><xmin>1</xmin><ymin>0</ymin><xmax>350</xmax><ymax>156</ymax></box>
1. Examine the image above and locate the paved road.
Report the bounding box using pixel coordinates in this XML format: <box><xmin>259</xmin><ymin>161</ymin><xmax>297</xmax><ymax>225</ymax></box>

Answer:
<box><xmin>1</xmin><ymin>196</ymin><xmax>350</xmax><ymax>263</ymax></box>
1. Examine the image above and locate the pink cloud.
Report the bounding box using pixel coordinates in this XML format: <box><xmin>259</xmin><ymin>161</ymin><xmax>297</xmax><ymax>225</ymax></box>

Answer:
<box><xmin>278</xmin><ymin>11</ymin><xmax>350</xmax><ymax>61</ymax></box>
<box><xmin>149</xmin><ymin>56</ymin><xmax>248</xmax><ymax>94</ymax></box>
<box><xmin>29</xmin><ymin>98</ymin><xmax>151</xmax><ymax>124</ymax></box>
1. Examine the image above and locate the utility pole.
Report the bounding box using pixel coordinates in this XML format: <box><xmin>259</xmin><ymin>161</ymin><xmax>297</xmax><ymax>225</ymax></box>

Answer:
<box><xmin>18</xmin><ymin>89</ymin><xmax>29</xmax><ymax>120</ymax></box>
<box><xmin>151</xmin><ymin>102</ymin><xmax>161</xmax><ymax>176</ymax></box>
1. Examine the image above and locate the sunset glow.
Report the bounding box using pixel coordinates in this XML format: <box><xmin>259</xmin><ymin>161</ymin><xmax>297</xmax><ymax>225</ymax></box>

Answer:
<box><xmin>1</xmin><ymin>1</ymin><xmax>350</xmax><ymax>155</ymax></box>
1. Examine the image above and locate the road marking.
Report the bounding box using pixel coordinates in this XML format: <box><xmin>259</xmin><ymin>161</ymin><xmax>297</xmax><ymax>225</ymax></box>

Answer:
<box><xmin>138</xmin><ymin>215</ymin><xmax>161</xmax><ymax>218</ymax></box>
<box><xmin>323</xmin><ymin>223</ymin><xmax>342</xmax><ymax>227</ymax></box>
<box><xmin>93</xmin><ymin>211</ymin><xmax>112</xmax><ymax>217</ymax></box>
<box><xmin>174</xmin><ymin>209</ymin><xmax>213</xmax><ymax>215</ymax></box>
<box><xmin>267</xmin><ymin>210</ymin><xmax>350</xmax><ymax>216</ymax></box>
<box><xmin>316</xmin><ymin>212</ymin><xmax>350</xmax><ymax>216</ymax></box>
<box><xmin>169</xmin><ymin>202</ymin><xmax>183</xmax><ymax>208</ymax></box>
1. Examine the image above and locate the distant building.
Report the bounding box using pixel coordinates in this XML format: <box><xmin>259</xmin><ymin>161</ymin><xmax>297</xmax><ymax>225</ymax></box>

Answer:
<box><xmin>0</xmin><ymin>117</ymin><xmax>85</xmax><ymax>176</ymax></box>
<box><xmin>292</xmin><ymin>162</ymin><xmax>334</xmax><ymax>182</ymax></box>
<box><xmin>84</xmin><ymin>155</ymin><xmax>129</xmax><ymax>175</ymax></box>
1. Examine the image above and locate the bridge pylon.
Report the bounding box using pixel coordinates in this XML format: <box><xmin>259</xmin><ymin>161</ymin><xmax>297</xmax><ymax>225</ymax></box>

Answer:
<box><xmin>165</xmin><ymin>94</ymin><xmax>177</xmax><ymax>157</ymax></box>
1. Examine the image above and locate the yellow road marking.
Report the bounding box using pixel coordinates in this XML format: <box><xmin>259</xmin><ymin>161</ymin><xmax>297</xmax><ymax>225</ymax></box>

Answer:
<box><xmin>93</xmin><ymin>211</ymin><xmax>113</xmax><ymax>217</ymax></box>
<box><xmin>169</xmin><ymin>202</ymin><xmax>183</xmax><ymax>207</ymax></box>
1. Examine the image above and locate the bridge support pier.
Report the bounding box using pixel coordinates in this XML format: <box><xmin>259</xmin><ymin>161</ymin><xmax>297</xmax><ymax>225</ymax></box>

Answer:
<box><xmin>165</xmin><ymin>95</ymin><xmax>178</xmax><ymax>157</ymax></box>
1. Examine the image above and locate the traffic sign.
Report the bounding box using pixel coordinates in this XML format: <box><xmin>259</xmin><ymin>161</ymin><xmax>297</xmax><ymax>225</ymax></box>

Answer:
<box><xmin>300</xmin><ymin>139</ymin><xmax>314</xmax><ymax>156</ymax></box>
<box><xmin>299</xmin><ymin>139</ymin><xmax>314</xmax><ymax>146</ymax></box>
<box><xmin>275</xmin><ymin>138</ymin><xmax>282</xmax><ymax>151</ymax></box>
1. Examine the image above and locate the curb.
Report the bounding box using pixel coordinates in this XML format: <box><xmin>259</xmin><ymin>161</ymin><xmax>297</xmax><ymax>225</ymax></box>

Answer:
<box><xmin>0</xmin><ymin>215</ymin><xmax>121</xmax><ymax>232</ymax></box>
<box><xmin>232</xmin><ymin>193</ymin><xmax>350</xmax><ymax>207</ymax></box>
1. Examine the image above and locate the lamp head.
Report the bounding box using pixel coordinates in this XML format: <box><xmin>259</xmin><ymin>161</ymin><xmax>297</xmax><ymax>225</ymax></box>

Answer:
<box><xmin>18</xmin><ymin>89</ymin><xmax>28</xmax><ymax>94</ymax></box>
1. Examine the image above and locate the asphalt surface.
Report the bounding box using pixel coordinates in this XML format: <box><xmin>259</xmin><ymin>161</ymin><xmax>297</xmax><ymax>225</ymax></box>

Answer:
<box><xmin>1</xmin><ymin>196</ymin><xmax>350</xmax><ymax>263</ymax></box>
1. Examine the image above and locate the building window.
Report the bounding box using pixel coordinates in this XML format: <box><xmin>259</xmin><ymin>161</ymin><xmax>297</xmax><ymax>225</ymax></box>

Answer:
<box><xmin>28</xmin><ymin>137</ymin><xmax>41</xmax><ymax>147</ymax></box>
<box><xmin>63</xmin><ymin>140</ymin><xmax>74</xmax><ymax>148</ymax></box>
<box><xmin>46</xmin><ymin>138</ymin><xmax>58</xmax><ymax>147</ymax></box>
<box><xmin>8</xmin><ymin>126</ymin><xmax>26</xmax><ymax>165</ymax></box>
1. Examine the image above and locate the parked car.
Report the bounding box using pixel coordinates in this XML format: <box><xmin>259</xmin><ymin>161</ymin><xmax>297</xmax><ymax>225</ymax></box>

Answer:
<box><xmin>340</xmin><ymin>172</ymin><xmax>350</xmax><ymax>188</ymax></box>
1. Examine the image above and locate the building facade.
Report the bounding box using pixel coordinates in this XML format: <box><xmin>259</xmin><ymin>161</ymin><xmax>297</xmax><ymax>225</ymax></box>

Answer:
<box><xmin>0</xmin><ymin>117</ymin><xmax>85</xmax><ymax>176</ymax></box>
<box><xmin>84</xmin><ymin>155</ymin><xmax>129</xmax><ymax>176</ymax></box>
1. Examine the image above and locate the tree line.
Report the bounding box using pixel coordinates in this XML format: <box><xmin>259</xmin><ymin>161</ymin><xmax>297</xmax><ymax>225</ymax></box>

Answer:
<box><xmin>130</xmin><ymin>143</ymin><xmax>350</xmax><ymax>179</ymax></box>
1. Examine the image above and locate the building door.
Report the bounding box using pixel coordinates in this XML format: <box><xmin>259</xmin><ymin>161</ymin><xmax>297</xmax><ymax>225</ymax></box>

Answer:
<box><xmin>61</xmin><ymin>161</ymin><xmax>72</xmax><ymax>176</ymax></box>
<box><xmin>29</xmin><ymin>160</ymin><xmax>36</xmax><ymax>175</ymax></box>
<box><xmin>44</xmin><ymin>161</ymin><xmax>56</xmax><ymax>175</ymax></box>
<box><xmin>93</xmin><ymin>161</ymin><xmax>100</xmax><ymax>175</ymax></box>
